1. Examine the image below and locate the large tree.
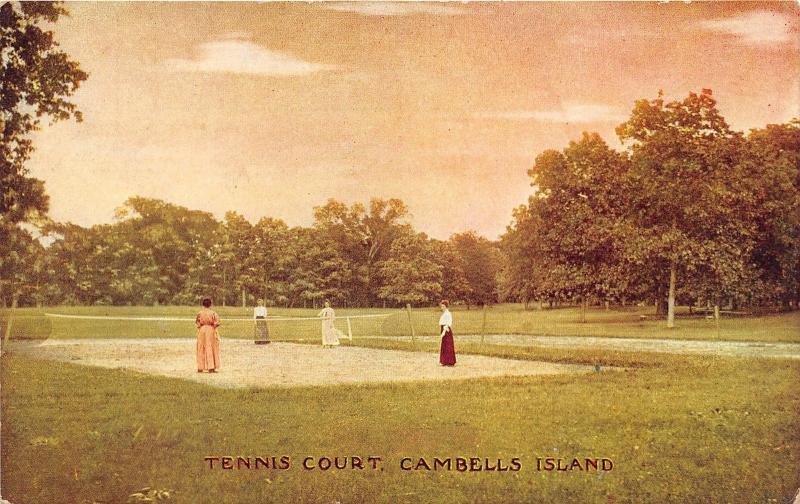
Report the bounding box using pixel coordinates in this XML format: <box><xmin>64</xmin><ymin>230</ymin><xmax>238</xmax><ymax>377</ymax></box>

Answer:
<box><xmin>284</xmin><ymin>227</ymin><xmax>351</xmax><ymax>308</ymax></box>
<box><xmin>114</xmin><ymin>197</ymin><xmax>220</xmax><ymax>304</ymax></box>
<box><xmin>313</xmin><ymin>198</ymin><xmax>409</xmax><ymax>306</ymax></box>
<box><xmin>529</xmin><ymin>133</ymin><xmax>630</xmax><ymax>317</ymax></box>
<box><xmin>450</xmin><ymin>231</ymin><xmax>499</xmax><ymax>307</ymax></box>
<box><xmin>1</xmin><ymin>1</ymin><xmax>87</xmax><ymax>225</ymax></box>
<box><xmin>743</xmin><ymin>120</ymin><xmax>800</xmax><ymax>308</ymax></box>
<box><xmin>429</xmin><ymin>239</ymin><xmax>471</xmax><ymax>305</ymax></box>
<box><xmin>379</xmin><ymin>231</ymin><xmax>442</xmax><ymax>306</ymax></box>
<box><xmin>1</xmin><ymin>2</ymin><xmax>87</xmax><ymax>306</ymax></box>
<box><xmin>239</xmin><ymin>217</ymin><xmax>291</xmax><ymax>306</ymax></box>
<box><xmin>218</xmin><ymin>211</ymin><xmax>253</xmax><ymax>306</ymax></box>
<box><xmin>498</xmin><ymin>202</ymin><xmax>546</xmax><ymax>307</ymax></box>
<box><xmin>616</xmin><ymin>89</ymin><xmax>744</xmax><ymax>327</ymax></box>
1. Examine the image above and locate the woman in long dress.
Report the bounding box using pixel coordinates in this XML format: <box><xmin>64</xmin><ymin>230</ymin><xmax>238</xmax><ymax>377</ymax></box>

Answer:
<box><xmin>318</xmin><ymin>300</ymin><xmax>340</xmax><ymax>348</ymax></box>
<box><xmin>253</xmin><ymin>298</ymin><xmax>270</xmax><ymax>344</ymax></box>
<box><xmin>439</xmin><ymin>299</ymin><xmax>456</xmax><ymax>366</ymax></box>
<box><xmin>196</xmin><ymin>297</ymin><xmax>221</xmax><ymax>372</ymax></box>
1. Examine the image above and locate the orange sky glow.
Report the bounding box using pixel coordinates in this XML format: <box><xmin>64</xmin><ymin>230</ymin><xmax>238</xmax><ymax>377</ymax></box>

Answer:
<box><xmin>29</xmin><ymin>1</ymin><xmax>800</xmax><ymax>239</ymax></box>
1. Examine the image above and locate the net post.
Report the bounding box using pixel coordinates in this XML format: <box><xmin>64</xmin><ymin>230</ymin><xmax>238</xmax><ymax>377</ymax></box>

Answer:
<box><xmin>405</xmin><ymin>303</ymin><xmax>415</xmax><ymax>345</ymax></box>
<box><xmin>346</xmin><ymin>317</ymin><xmax>353</xmax><ymax>341</ymax></box>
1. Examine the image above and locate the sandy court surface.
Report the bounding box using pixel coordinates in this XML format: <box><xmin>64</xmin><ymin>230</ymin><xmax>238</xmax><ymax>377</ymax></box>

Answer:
<box><xmin>9</xmin><ymin>339</ymin><xmax>593</xmax><ymax>388</ymax></box>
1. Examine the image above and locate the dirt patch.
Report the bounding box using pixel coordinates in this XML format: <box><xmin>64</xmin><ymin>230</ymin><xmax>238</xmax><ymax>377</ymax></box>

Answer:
<box><xmin>9</xmin><ymin>338</ymin><xmax>594</xmax><ymax>388</ymax></box>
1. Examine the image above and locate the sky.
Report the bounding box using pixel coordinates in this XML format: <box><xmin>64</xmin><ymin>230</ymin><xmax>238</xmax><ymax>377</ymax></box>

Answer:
<box><xmin>28</xmin><ymin>1</ymin><xmax>800</xmax><ymax>240</ymax></box>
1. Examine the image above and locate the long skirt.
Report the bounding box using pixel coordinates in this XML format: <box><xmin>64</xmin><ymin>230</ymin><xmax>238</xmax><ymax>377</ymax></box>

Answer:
<box><xmin>197</xmin><ymin>325</ymin><xmax>220</xmax><ymax>371</ymax></box>
<box><xmin>439</xmin><ymin>326</ymin><xmax>456</xmax><ymax>366</ymax></box>
<box><xmin>322</xmin><ymin>320</ymin><xmax>340</xmax><ymax>346</ymax></box>
<box><xmin>254</xmin><ymin>317</ymin><xmax>270</xmax><ymax>344</ymax></box>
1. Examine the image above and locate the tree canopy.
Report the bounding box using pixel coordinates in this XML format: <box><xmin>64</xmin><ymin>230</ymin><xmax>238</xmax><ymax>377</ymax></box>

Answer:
<box><xmin>503</xmin><ymin>90</ymin><xmax>800</xmax><ymax>324</ymax></box>
<box><xmin>1</xmin><ymin>1</ymin><xmax>87</xmax><ymax>306</ymax></box>
<box><xmin>1</xmin><ymin>1</ymin><xmax>87</xmax><ymax>225</ymax></box>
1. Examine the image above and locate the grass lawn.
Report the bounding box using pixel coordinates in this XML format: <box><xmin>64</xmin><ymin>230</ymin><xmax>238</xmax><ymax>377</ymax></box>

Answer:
<box><xmin>1</xmin><ymin>342</ymin><xmax>799</xmax><ymax>503</ymax></box>
<box><xmin>2</xmin><ymin>304</ymin><xmax>799</xmax><ymax>343</ymax></box>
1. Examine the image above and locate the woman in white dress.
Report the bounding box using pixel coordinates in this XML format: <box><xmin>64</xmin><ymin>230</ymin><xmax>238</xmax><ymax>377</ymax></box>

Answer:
<box><xmin>438</xmin><ymin>299</ymin><xmax>456</xmax><ymax>366</ymax></box>
<box><xmin>253</xmin><ymin>298</ymin><xmax>270</xmax><ymax>344</ymax></box>
<box><xmin>317</xmin><ymin>300</ymin><xmax>340</xmax><ymax>347</ymax></box>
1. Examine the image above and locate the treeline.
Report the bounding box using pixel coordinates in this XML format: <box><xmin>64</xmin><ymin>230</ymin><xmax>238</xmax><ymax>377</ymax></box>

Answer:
<box><xmin>500</xmin><ymin>90</ymin><xmax>799</xmax><ymax>323</ymax></box>
<box><xmin>1</xmin><ymin>198</ymin><xmax>500</xmax><ymax>308</ymax></box>
<box><xmin>2</xmin><ymin>90</ymin><xmax>798</xmax><ymax>318</ymax></box>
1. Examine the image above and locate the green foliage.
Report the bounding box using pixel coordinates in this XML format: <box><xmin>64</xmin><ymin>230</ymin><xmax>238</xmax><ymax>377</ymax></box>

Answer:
<box><xmin>28</xmin><ymin>193</ymin><xmax>508</xmax><ymax>309</ymax></box>
<box><xmin>744</xmin><ymin>120</ymin><xmax>800</xmax><ymax>306</ymax></box>
<box><xmin>449</xmin><ymin>231</ymin><xmax>499</xmax><ymax>306</ymax></box>
<box><xmin>1</xmin><ymin>1</ymin><xmax>87</xmax><ymax>224</ymax></box>
<box><xmin>502</xmin><ymin>90</ymin><xmax>800</xmax><ymax>322</ymax></box>
<box><xmin>0</xmin><ymin>225</ymin><xmax>46</xmax><ymax>306</ymax></box>
<box><xmin>379</xmin><ymin>231</ymin><xmax>442</xmax><ymax>306</ymax></box>
<box><xmin>526</xmin><ymin>133</ymin><xmax>629</xmax><ymax>303</ymax></box>
<box><xmin>313</xmin><ymin>198</ymin><xmax>411</xmax><ymax>306</ymax></box>
<box><xmin>430</xmin><ymin>239</ymin><xmax>471</xmax><ymax>304</ymax></box>
<box><xmin>1</xmin><ymin>1</ymin><xmax>87</xmax><ymax>305</ymax></box>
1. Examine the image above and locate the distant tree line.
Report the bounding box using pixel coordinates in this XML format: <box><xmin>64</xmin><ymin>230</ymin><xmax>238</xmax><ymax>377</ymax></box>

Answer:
<box><xmin>500</xmin><ymin>90</ymin><xmax>799</xmax><ymax>324</ymax></box>
<box><xmin>1</xmin><ymin>197</ymin><xmax>499</xmax><ymax>309</ymax></box>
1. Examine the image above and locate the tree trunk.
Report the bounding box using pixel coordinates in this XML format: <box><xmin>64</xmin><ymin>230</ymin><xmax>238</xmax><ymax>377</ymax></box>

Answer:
<box><xmin>581</xmin><ymin>298</ymin><xmax>587</xmax><ymax>323</ymax></box>
<box><xmin>667</xmin><ymin>260</ymin><xmax>676</xmax><ymax>328</ymax></box>
<box><xmin>405</xmin><ymin>304</ymin><xmax>416</xmax><ymax>344</ymax></box>
<box><xmin>221</xmin><ymin>271</ymin><xmax>226</xmax><ymax>307</ymax></box>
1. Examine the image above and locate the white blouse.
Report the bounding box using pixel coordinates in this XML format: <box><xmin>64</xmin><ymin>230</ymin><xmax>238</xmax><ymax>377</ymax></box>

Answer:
<box><xmin>438</xmin><ymin>309</ymin><xmax>453</xmax><ymax>328</ymax></box>
<box><xmin>253</xmin><ymin>306</ymin><xmax>267</xmax><ymax>318</ymax></box>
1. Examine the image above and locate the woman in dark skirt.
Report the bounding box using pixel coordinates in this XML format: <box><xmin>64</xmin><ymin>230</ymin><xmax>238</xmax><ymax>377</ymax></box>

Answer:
<box><xmin>253</xmin><ymin>298</ymin><xmax>270</xmax><ymax>344</ymax></box>
<box><xmin>438</xmin><ymin>299</ymin><xmax>456</xmax><ymax>366</ymax></box>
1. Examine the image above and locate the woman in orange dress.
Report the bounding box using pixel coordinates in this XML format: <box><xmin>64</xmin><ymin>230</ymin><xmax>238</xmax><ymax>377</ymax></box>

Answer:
<box><xmin>196</xmin><ymin>298</ymin><xmax>221</xmax><ymax>373</ymax></box>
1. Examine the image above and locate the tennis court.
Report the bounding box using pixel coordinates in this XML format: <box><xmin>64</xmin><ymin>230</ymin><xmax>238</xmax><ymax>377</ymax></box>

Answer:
<box><xmin>9</xmin><ymin>338</ymin><xmax>595</xmax><ymax>388</ymax></box>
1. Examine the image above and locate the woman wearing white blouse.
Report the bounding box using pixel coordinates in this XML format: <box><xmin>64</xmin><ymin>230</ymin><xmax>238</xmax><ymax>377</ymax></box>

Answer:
<box><xmin>253</xmin><ymin>298</ymin><xmax>270</xmax><ymax>344</ymax></box>
<box><xmin>438</xmin><ymin>299</ymin><xmax>456</xmax><ymax>366</ymax></box>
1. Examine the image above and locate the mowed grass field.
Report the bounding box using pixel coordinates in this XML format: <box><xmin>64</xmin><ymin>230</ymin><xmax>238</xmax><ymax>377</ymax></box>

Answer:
<box><xmin>2</xmin><ymin>345</ymin><xmax>799</xmax><ymax>503</ymax></box>
<box><xmin>1</xmin><ymin>305</ymin><xmax>799</xmax><ymax>503</ymax></box>
<box><xmin>3</xmin><ymin>304</ymin><xmax>800</xmax><ymax>343</ymax></box>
